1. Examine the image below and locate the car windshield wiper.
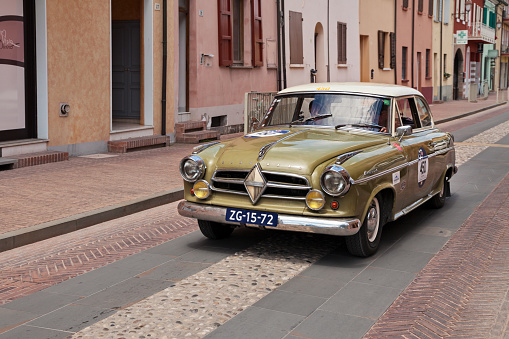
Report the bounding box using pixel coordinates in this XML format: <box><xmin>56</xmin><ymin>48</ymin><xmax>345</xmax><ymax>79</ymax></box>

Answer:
<box><xmin>335</xmin><ymin>122</ymin><xmax>384</xmax><ymax>130</ymax></box>
<box><xmin>290</xmin><ymin>113</ymin><xmax>332</xmax><ymax>127</ymax></box>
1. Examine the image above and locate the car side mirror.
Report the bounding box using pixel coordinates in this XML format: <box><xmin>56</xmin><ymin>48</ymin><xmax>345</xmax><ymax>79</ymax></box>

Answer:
<box><xmin>251</xmin><ymin>117</ymin><xmax>259</xmax><ymax>132</ymax></box>
<box><xmin>396</xmin><ymin>126</ymin><xmax>412</xmax><ymax>142</ymax></box>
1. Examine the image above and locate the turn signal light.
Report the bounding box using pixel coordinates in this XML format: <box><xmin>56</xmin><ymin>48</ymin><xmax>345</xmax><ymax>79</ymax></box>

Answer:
<box><xmin>306</xmin><ymin>190</ymin><xmax>325</xmax><ymax>211</ymax></box>
<box><xmin>193</xmin><ymin>180</ymin><xmax>211</xmax><ymax>199</ymax></box>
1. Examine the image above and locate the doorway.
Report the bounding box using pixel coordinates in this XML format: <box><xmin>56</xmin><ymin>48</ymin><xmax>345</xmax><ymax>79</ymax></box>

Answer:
<box><xmin>178</xmin><ymin>0</ymin><xmax>189</xmax><ymax>114</ymax></box>
<box><xmin>314</xmin><ymin>23</ymin><xmax>325</xmax><ymax>83</ymax></box>
<box><xmin>453</xmin><ymin>49</ymin><xmax>463</xmax><ymax>100</ymax></box>
<box><xmin>112</xmin><ymin>21</ymin><xmax>141</xmax><ymax>124</ymax></box>
<box><xmin>360</xmin><ymin>35</ymin><xmax>369</xmax><ymax>82</ymax></box>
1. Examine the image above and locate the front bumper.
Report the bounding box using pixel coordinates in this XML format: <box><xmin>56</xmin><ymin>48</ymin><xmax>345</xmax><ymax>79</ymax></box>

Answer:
<box><xmin>177</xmin><ymin>201</ymin><xmax>361</xmax><ymax>237</ymax></box>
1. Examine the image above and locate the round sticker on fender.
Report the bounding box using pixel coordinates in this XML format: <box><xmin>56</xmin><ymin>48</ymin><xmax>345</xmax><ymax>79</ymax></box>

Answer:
<box><xmin>418</xmin><ymin>147</ymin><xmax>428</xmax><ymax>188</ymax></box>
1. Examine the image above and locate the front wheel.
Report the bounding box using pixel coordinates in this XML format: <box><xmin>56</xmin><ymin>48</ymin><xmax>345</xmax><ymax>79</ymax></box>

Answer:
<box><xmin>198</xmin><ymin>220</ymin><xmax>234</xmax><ymax>239</ymax></box>
<box><xmin>346</xmin><ymin>196</ymin><xmax>383</xmax><ymax>257</ymax></box>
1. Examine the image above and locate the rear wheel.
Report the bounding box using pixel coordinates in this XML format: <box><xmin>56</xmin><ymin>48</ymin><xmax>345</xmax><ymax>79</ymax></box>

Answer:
<box><xmin>198</xmin><ymin>220</ymin><xmax>234</xmax><ymax>239</ymax></box>
<box><xmin>429</xmin><ymin>175</ymin><xmax>449</xmax><ymax>209</ymax></box>
<box><xmin>346</xmin><ymin>196</ymin><xmax>383</xmax><ymax>257</ymax></box>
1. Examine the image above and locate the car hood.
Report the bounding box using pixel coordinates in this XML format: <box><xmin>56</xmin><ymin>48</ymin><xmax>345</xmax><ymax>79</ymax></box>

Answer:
<box><xmin>210</xmin><ymin>128</ymin><xmax>385</xmax><ymax>174</ymax></box>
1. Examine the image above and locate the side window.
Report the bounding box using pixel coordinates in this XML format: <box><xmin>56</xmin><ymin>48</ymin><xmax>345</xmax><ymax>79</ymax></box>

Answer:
<box><xmin>396</xmin><ymin>98</ymin><xmax>417</xmax><ymax>128</ymax></box>
<box><xmin>415</xmin><ymin>97</ymin><xmax>432</xmax><ymax>127</ymax></box>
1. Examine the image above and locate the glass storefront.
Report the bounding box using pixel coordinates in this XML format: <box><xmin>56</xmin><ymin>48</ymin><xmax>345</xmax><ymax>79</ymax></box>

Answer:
<box><xmin>0</xmin><ymin>0</ymin><xmax>35</xmax><ymax>141</ymax></box>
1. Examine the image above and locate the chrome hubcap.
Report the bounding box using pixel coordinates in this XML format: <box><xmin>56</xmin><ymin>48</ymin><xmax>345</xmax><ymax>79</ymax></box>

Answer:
<box><xmin>366</xmin><ymin>198</ymin><xmax>380</xmax><ymax>243</ymax></box>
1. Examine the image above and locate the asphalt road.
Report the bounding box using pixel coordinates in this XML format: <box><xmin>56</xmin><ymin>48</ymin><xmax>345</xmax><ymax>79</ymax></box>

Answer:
<box><xmin>0</xmin><ymin>107</ymin><xmax>508</xmax><ymax>339</ymax></box>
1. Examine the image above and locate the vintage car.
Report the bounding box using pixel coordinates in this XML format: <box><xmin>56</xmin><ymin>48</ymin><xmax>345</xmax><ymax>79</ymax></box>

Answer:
<box><xmin>177</xmin><ymin>83</ymin><xmax>457</xmax><ymax>257</ymax></box>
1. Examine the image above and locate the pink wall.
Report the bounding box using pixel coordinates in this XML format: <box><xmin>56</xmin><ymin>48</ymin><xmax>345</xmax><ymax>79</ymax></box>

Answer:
<box><xmin>396</xmin><ymin>0</ymin><xmax>433</xmax><ymax>102</ymax></box>
<box><xmin>186</xmin><ymin>0</ymin><xmax>278</xmax><ymax>126</ymax></box>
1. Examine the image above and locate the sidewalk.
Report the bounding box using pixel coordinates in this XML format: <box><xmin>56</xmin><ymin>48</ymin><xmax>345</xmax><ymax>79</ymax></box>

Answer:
<box><xmin>0</xmin><ymin>93</ymin><xmax>506</xmax><ymax>252</ymax></box>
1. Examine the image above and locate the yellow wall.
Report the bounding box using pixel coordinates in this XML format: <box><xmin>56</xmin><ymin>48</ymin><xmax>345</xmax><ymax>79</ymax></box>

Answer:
<box><xmin>46</xmin><ymin>0</ymin><xmax>111</xmax><ymax>147</ymax></box>
<box><xmin>359</xmin><ymin>0</ymin><xmax>395</xmax><ymax>84</ymax></box>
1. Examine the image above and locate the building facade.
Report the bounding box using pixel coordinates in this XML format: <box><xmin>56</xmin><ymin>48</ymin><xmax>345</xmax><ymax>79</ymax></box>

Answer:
<box><xmin>359</xmin><ymin>0</ymin><xmax>396</xmax><ymax>85</ymax></box>
<box><xmin>0</xmin><ymin>0</ymin><xmax>176</xmax><ymax>155</ymax></box>
<box><xmin>280</xmin><ymin>0</ymin><xmax>360</xmax><ymax>88</ymax></box>
<box><xmin>432</xmin><ymin>0</ymin><xmax>454</xmax><ymax>102</ymax></box>
<box><xmin>180</xmin><ymin>0</ymin><xmax>278</xmax><ymax>132</ymax></box>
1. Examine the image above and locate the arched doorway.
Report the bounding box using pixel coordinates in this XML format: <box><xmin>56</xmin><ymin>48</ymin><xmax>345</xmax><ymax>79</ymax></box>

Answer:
<box><xmin>453</xmin><ymin>49</ymin><xmax>464</xmax><ymax>100</ymax></box>
<box><xmin>314</xmin><ymin>23</ymin><xmax>326</xmax><ymax>83</ymax></box>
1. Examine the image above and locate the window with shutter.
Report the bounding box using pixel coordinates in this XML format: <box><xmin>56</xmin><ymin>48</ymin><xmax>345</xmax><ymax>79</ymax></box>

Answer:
<box><xmin>428</xmin><ymin>0</ymin><xmax>434</xmax><ymax>16</ymax></box>
<box><xmin>337</xmin><ymin>22</ymin><xmax>347</xmax><ymax>64</ymax></box>
<box><xmin>390</xmin><ymin>32</ymin><xmax>396</xmax><ymax>69</ymax></box>
<box><xmin>403</xmin><ymin>0</ymin><xmax>409</xmax><ymax>9</ymax></box>
<box><xmin>378</xmin><ymin>30</ymin><xmax>385</xmax><ymax>69</ymax></box>
<box><xmin>418</xmin><ymin>0</ymin><xmax>424</xmax><ymax>13</ymax></box>
<box><xmin>426</xmin><ymin>49</ymin><xmax>430</xmax><ymax>77</ymax></box>
<box><xmin>402</xmin><ymin>46</ymin><xmax>408</xmax><ymax>80</ymax></box>
<box><xmin>218</xmin><ymin>0</ymin><xmax>233</xmax><ymax>66</ymax></box>
<box><xmin>251</xmin><ymin>0</ymin><xmax>263</xmax><ymax>66</ymax></box>
<box><xmin>232</xmin><ymin>0</ymin><xmax>243</xmax><ymax>63</ymax></box>
<box><xmin>289</xmin><ymin>11</ymin><xmax>303</xmax><ymax>64</ymax></box>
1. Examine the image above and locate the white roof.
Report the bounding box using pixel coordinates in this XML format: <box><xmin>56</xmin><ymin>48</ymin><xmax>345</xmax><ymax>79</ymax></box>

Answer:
<box><xmin>278</xmin><ymin>82</ymin><xmax>423</xmax><ymax>98</ymax></box>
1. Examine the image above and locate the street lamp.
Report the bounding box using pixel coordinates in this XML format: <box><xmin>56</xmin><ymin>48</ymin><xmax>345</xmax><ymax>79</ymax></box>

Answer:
<box><xmin>497</xmin><ymin>21</ymin><xmax>503</xmax><ymax>29</ymax></box>
<box><xmin>459</xmin><ymin>0</ymin><xmax>472</xmax><ymax>15</ymax></box>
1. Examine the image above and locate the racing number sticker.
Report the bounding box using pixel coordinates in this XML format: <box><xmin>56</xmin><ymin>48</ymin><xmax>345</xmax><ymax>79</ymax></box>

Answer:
<box><xmin>418</xmin><ymin>147</ymin><xmax>428</xmax><ymax>188</ymax></box>
<box><xmin>244</xmin><ymin>130</ymin><xmax>290</xmax><ymax>138</ymax></box>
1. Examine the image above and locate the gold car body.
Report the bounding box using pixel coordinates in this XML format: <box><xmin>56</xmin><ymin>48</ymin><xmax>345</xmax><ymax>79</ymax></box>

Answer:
<box><xmin>178</xmin><ymin>83</ymin><xmax>456</xmax><ymax>239</ymax></box>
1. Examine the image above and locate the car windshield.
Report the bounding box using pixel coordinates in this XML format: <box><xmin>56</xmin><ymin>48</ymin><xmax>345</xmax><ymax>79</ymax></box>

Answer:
<box><xmin>260</xmin><ymin>93</ymin><xmax>391</xmax><ymax>132</ymax></box>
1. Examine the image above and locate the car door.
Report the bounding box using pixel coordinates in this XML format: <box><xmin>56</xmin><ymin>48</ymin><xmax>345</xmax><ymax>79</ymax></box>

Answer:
<box><xmin>394</xmin><ymin>96</ymin><xmax>435</xmax><ymax>208</ymax></box>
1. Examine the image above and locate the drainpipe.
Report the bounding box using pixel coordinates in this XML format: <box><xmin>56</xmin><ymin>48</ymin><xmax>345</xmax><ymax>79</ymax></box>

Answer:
<box><xmin>161</xmin><ymin>0</ymin><xmax>168</xmax><ymax>136</ymax></box>
<box><xmin>327</xmin><ymin>0</ymin><xmax>330</xmax><ymax>82</ymax></box>
<box><xmin>438</xmin><ymin>1</ymin><xmax>440</xmax><ymax>100</ymax></box>
<box><xmin>282</xmin><ymin>0</ymin><xmax>287</xmax><ymax>88</ymax></box>
<box><xmin>411</xmin><ymin>0</ymin><xmax>415</xmax><ymax>88</ymax></box>
<box><xmin>277</xmin><ymin>0</ymin><xmax>282</xmax><ymax>91</ymax></box>
<box><xmin>394</xmin><ymin>0</ymin><xmax>398</xmax><ymax>84</ymax></box>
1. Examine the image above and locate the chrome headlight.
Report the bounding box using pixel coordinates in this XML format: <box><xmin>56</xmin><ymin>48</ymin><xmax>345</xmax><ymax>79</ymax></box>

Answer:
<box><xmin>320</xmin><ymin>165</ymin><xmax>351</xmax><ymax>196</ymax></box>
<box><xmin>180</xmin><ymin>155</ymin><xmax>206</xmax><ymax>182</ymax></box>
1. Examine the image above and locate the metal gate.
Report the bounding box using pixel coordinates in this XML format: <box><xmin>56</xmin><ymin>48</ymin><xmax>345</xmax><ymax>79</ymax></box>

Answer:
<box><xmin>244</xmin><ymin>92</ymin><xmax>277</xmax><ymax>133</ymax></box>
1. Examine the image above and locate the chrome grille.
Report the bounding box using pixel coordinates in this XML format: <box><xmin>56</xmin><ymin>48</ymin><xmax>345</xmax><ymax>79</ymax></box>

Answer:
<box><xmin>211</xmin><ymin>169</ymin><xmax>311</xmax><ymax>200</ymax></box>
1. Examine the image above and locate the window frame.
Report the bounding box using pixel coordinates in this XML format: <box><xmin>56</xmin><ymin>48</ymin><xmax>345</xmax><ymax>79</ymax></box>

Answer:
<box><xmin>337</xmin><ymin>22</ymin><xmax>347</xmax><ymax>64</ymax></box>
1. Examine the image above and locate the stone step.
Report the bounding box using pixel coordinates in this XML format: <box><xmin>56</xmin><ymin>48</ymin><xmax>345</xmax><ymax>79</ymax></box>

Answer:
<box><xmin>107</xmin><ymin>135</ymin><xmax>170</xmax><ymax>153</ymax></box>
<box><xmin>6</xmin><ymin>151</ymin><xmax>68</xmax><ymax>170</ymax></box>
<box><xmin>175</xmin><ymin>120</ymin><xmax>206</xmax><ymax>135</ymax></box>
<box><xmin>175</xmin><ymin>130</ymin><xmax>220</xmax><ymax>144</ymax></box>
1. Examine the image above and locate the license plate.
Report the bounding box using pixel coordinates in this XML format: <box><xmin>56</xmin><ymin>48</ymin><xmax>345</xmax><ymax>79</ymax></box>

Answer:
<box><xmin>225</xmin><ymin>208</ymin><xmax>278</xmax><ymax>227</ymax></box>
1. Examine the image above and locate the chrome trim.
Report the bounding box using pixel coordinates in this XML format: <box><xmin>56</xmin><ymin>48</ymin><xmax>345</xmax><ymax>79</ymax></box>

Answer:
<box><xmin>267</xmin><ymin>182</ymin><xmax>311</xmax><ymax>190</ymax></box>
<box><xmin>335</xmin><ymin>151</ymin><xmax>362</xmax><ymax>165</ymax></box>
<box><xmin>320</xmin><ymin>165</ymin><xmax>351</xmax><ymax>196</ymax></box>
<box><xmin>353</xmin><ymin>146</ymin><xmax>455</xmax><ymax>185</ymax></box>
<box><xmin>178</xmin><ymin>201</ymin><xmax>361</xmax><ymax>236</ymax></box>
<box><xmin>179</xmin><ymin>155</ymin><xmax>206</xmax><ymax>182</ymax></box>
<box><xmin>257</xmin><ymin>129</ymin><xmax>310</xmax><ymax>161</ymax></box>
<box><xmin>210</xmin><ymin>188</ymin><xmax>307</xmax><ymax>200</ymax></box>
<box><xmin>192</xmin><ymin>141</ymin><xmax>221</xmax><ymax>154</ymax></box>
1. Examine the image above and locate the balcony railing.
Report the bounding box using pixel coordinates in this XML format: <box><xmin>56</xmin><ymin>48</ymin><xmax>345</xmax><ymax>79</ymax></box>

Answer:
<box><xmin>469</xmin><ymin>22</ymin><xmax>496</xmax><ymax>44</ymax></box>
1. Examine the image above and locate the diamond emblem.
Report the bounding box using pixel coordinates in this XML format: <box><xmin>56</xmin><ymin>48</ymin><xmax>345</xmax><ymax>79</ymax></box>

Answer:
<box><xmin>244</xmin><ymin>163</ymin><xmax>267</xmax><ymax>204</ymax></box>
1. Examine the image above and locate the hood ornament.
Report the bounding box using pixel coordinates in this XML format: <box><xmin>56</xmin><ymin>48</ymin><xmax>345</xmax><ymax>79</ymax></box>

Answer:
<box><xmin>244</xmin><ymin>163</ymin><xmax>267</xmax><ymax>204</ymax></box>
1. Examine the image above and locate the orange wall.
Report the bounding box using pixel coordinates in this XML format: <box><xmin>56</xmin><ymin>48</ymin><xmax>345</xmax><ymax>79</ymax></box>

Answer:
<box><xmin>46</xmin><ymin>0</ymin><xmax>110</xmax><ymax>147</ymax></box>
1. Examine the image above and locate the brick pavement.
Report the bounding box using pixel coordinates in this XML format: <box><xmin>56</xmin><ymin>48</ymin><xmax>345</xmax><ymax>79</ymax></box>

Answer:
<box><xmin>0</xmin><ymin>202</ymin><xmax>197</xmax><ymax>305</ymax></box>
<box><xmin>365</xmin><ymin>171</ymin><xmax>509</xmax><ymax>338</ymax></box>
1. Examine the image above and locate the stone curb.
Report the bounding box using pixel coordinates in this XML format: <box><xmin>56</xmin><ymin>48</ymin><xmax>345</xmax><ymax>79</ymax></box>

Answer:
<box><xmin>0</xmin><ymin>188</ymin><xmax>184</xmax><ymax>253</ymax></box>
<box><xmin>435</xmin><ymin>102</ymin><xmax>507</xmax><ymax>124</ymax></box>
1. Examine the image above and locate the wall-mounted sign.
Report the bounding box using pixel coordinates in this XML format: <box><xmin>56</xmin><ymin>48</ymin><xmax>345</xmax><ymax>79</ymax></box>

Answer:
<box><xmin>457</xmin><ymin>30</ymin><xmax>468</xmax><ymax>45</ymax></box>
